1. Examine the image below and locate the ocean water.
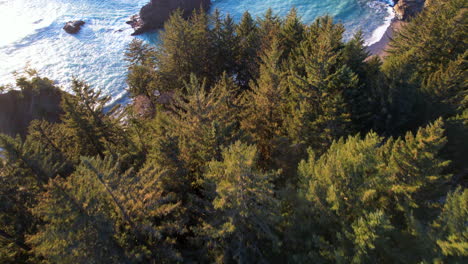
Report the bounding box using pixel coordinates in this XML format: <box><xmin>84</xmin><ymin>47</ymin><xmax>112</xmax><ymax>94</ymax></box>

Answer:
<box><xmin>0</xmin><ymin>0</ymin><xmax>394</xmax><ymax>104</ymax></box>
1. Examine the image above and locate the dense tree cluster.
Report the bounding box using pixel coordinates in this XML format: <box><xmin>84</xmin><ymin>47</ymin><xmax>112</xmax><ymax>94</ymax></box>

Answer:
<box><xmin>1</xmin><ymin>0</ymin><xmax>467</xmax><ymax>263</ymax></box>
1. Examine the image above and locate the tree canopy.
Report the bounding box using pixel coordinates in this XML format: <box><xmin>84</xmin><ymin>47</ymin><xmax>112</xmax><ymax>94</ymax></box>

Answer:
<box><xmin>1</xmin><ymin>1</ymin><xmax>467</xmax><ymax>262</ymax></box>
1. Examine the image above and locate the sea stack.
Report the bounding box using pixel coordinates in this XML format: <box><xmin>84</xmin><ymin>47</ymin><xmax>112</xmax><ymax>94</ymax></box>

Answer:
<box><xmin>63</xmin><ymin>20</ymin><xmax>85</xmax><ymax>34</ymax></box>
<box><xmin>128</xmin><ymin>0</ymin><xmax>211</xmax><ymax>35</ymax></box>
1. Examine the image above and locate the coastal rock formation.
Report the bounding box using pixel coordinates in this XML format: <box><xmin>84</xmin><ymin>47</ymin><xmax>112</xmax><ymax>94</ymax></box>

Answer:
<box><xmin>128</xmin><ymin>0</ymin><xmax>211</xmax><ymax>35</ymax></box>
<box><xmin>0</xmin><ymin>88</ymin><xmax>63</xmax><ymax>137</ymax></box>
<box><xmin>63</xmin><ymin>20</ymin><xmax>85</xmax><ymax>34</ymax></box>
<box><xmin>393</xmin><ymin>0</ymin><xmax>425</xmax><ymax>20</ymax></box>
<box><xmin>133</xmin><ymin>95</ymin><xmax>155</xmax><ymax>119</ymax></box>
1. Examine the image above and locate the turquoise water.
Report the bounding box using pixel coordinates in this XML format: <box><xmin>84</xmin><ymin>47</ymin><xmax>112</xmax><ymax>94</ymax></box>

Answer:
<box><xmin>0</xmin><ymin>0</ymin><xmax>394</xmax><ymax>104</ymax></box>
<box><xmin>212</xmin><ymin>0</ymin><xmax>394</xmax><ymax>42</ymax></box>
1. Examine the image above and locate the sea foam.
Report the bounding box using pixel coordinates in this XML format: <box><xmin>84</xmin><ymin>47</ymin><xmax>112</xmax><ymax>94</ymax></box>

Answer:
<box><xmin>0</xmin><ymin>0</ymin><xmax>394</xmax><ymax>104</ymax></box>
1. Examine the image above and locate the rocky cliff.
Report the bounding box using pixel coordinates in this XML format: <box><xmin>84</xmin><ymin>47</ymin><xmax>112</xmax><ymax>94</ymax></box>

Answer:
<box><xmin>128</xmin><ymin>0</ymin><xmax>211</xmax><ymax>35</ymax></box>
<box><xmin>393</xmin><ymin>0</ymin><xmax>426</xmax><ymax>20</ymax></box>
<box><xmin>0</xmin><ymin>88</ymin><xmax>63</xmax><ymax>137</ymax></box>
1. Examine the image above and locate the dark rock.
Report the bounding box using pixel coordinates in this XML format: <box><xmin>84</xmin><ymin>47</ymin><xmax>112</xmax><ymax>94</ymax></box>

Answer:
<box><xmin>133</xmin><ymin>95</ymin><xmax>155</xmax><ymax>119</ymax></box>
<box><xmin>393</xmin><ymin>0</ymin><xmax>425</xmax><ymax>20</ymax></box>
<box><xmin>126</xmin><ymin>15</ymin><xmax>146</xmax><ymax>36</ymax></box>
<box><xmin>0</xmin><ymin>88</ymin><xmax>63</xmax><ymax>138</ymax></box>
<box><xmin>155</xmin><ymin>90</ymin><xmax>174</xmax><ymax>105</ymax></box>
<box><xmin>63</xmin><ymin>20</ymin><xmax>85</xmax><ymax>34</ymax></box>
<box><xmin>128</xmin><ymin>0</ymin><xmax>211</xmax><ymax>35</ymax></box>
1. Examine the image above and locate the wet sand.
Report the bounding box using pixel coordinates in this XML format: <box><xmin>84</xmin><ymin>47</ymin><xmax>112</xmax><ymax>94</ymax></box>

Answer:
<box><xmin>367</xmin><ymin>19</ymin><xmax>405</xmax><ymax>58</ymax></box>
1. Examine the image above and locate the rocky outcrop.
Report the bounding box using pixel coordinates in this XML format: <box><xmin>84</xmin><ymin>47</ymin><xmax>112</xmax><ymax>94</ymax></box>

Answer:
<box><xmin>133</xmin><ymin>95</ymin><xmax>155</xmax><ymax>119</ymax></box>
<box><xmin>0</xmin><ymin>89</ymin><xmax>63</xmax><ymax>138</ymax></box>
<box><xmin>63</xmin><ymin>20</ymin><xmax>85</xmax><ymax>34</ymax></box>
<box><xmin>126</xmin><ymin>15</ymin><xmax>145</xmax><ymax>35</ymax></box>
<box><xmin>128</xmin><ymin>0</ymin><xmax>211</xmax><ymax>35</ymax></box>
<box><xmin>393</xmin><ymin>0</ymin><xmax>425</xmax><ymax>20</ymax></box>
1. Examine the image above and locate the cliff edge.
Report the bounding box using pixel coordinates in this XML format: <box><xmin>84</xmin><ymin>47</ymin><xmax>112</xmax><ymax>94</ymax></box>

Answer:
<box><xmin>393</xmin><ymin>0</ymin><xmax>426</xmax><ymax>21</ymax></box>
<box><xmin>0</xmin><ymin>82</ymin><xmax>63</xmax><ymax>138</ymax></box>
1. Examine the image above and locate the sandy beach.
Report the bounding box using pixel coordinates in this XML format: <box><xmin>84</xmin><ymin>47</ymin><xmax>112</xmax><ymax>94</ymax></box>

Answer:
<box><xmin>367</xmin><ymin>18</ymin><xmax>405</xmax><ymax>58</ymax></box>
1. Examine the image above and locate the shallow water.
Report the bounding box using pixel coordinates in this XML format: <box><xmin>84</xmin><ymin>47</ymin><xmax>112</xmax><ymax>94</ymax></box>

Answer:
<box><xmin>0</xmin><ymin>0</ymin><xmax>394</xmax><ymax>104</ymax></box>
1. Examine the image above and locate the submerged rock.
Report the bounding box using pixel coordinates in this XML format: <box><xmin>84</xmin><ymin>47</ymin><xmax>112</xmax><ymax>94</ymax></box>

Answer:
<box><xmin>63</xmin><ymin>20</ymin><xmax>85</xmax><ymax>34</ymax></box>
<box><xmin>128</xmin><ymin>0</ymin><xmax>211</xmax><ymax>35</ymax></box>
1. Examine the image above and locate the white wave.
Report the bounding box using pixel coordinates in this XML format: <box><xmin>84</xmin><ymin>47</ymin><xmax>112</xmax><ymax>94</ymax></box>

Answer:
<box><xmin>1</xmin><ymin>0</ymin><xmax>395</xmax><ymax>106</ymax></box>
<box><xmin>0</xmin><ymin>0</ymin><xmax>63</xmax><ymax>46</ymax></box>
<box><xmin>365</xmin><ymin>3</ymin><xmax>395</xmax><ymax>45</ymax></box>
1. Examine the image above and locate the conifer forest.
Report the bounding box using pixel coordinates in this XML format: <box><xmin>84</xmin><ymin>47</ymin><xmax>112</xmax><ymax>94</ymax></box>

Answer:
<box><xmin>0</xmin><ymin>0</ymin><xmax>467</xmax><ymax>263</ymax></box>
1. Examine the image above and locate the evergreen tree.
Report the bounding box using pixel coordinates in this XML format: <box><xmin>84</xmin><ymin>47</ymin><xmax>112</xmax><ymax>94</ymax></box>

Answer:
<box><xmin>156</xmin><ymin>10</ymin><xmax>212</xmax><ymax>91</ymax></box>
<box><xmin>204</xmin><ymin>141</ymin><xmax>280</xmax><ymax>263</ymax></box>
<box><xmin>285</xmin><ymin>16</ymin><xmax>356</xmax><ymax>152</ymax></box>
<box><xmin>240</xmin><ymin>37</ymin><xmax>287</xmax><ymax>167</ymax></box>
<box><xmin>292</xmin><ymin>119</ymin><xmax>450</xmax><ymax>263</ymax></box>
<box><xmin>28</xmin><ymin>157</ymin><xmax>184</xmax><ymax>263</ymax></box>
<box><xmin>0</xmin><ymin>134</ymin><xmax>69</xmax><ymax>263</ymax></box>
<box><xmin>1</xmin><ymin>1</ymin><xmax>467</xmax><ymax>262</ymax></box>
<box><xmin>168</xmin><ymin>74</ymin><xmax>240</xmax><ymax>179</ymax></box>
<box><xmin>340</xmin><ymin>31</ymin><xmax>379</xmax><ymax>132</ymax></box>
<box><xmin>278</xmin><ymin>8</ymin><xmax>305</xmax><ymax>62</ymax></box>
<box><xmin>382</xmin><ymin>0</ymin><xmax>467</xmax><ymax>132</ymax></box>
<box><xmin>431</xmin><ymin>187</ymin><xmax>468</xmax><ymax>261</ymax></box>
<box><xmin>124</xmin><ymin>39</ymin><xmax>157</xmax><ymax>66</ymax></box>
<box><xmin>444</xmin><ymin>110</ymin><xmax>468</xmax><ymax>176</ymax></box>
<box><xmin>0</xmin><ymin>134</ymin><xmax>66</xmax><ymax>187</ymax></box>
<box><xmin>210</xmin><ymin>10</ymin><xmax>239</xmax><ymax>79</ymax></box>
<box><xmin>125</xmin><ymin>39</ymin><xmax>159</xmax><ymax>99</ymax></box>
<box><xmin>341</xmin><ymin>30</ymin><xmax>368</xmax><ymax>78</ymax></box>
<box><xmin>236</xmin><ymin>11</ymin><xmax>261</xmax><ymax>88</ymax></box>
<box><xmin>423</xmin><ymin>51</ymin><xmax>468</xmax><ymax>118</ymax></box>
<box><xmin>257</xmin><ymin>8</ymin><xmax>282</xmax><ymax>51</ymax></box>
<box><xmin>61</xmin><ymin>79</ymin><xmax>137</xmax><ymax>163</ymax></box>
<box><xmin>384</xmin><ymin>119</ymin><xmax>450</xmax><ymax>214</ymax></box>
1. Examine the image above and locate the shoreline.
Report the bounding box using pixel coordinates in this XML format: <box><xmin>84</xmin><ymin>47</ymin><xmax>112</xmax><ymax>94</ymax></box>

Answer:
<box><xmin>366</xmin><ymin>0</ymin><xmax>404</xmax><ymax>58</ymax></box>
<box><xmin>366</xmin><ymin>0</ymin><xmax>426</xmax><ymax>58</ymax></box>
<box><xmin>366</xmin><ymin>18</ymin><xmax>404</xmax><ymax>58</ymax></box>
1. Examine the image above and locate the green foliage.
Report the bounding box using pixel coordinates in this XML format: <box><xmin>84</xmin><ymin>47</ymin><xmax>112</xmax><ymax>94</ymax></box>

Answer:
<box><xmin>278</xmin><ymin>8</ymin><xmax>304</xmax><ymax>62</ymax></box>
<box><xmin>257</xmin><ymin>8</ymin><xmax>282</xmax><ymax>51</ymax></box>
<box><xmin>444</xmin><ymin>110</ymin><xmax>468</xmax><ymax>174</ymax></box>
<box><xmin>1</xmin><ymin>2</ymin><xmax>467</xmax><ymax>263</ymax></box>
<box><xmin>349</xmin><ymin>210</ymin><xmax>396</xmax><ymax>263</ymax></box>
<box><xmin>204</xmin><ymin>141</ymin><xmax>280</xmax><ymax>263</ymax></box>
<box><xmin>0</xmin><ymin>134</ymin><xmax>67</xmax><ymax>263</ymax></box>
<box><xmin>382</xmin><ymin>0</ymin><xmax>467</xmax><ymax>132</ymax></box>
<box><xmin>241</xmin><ymin>37</ymin><xmax>287</xmax><ymax>167</ymax></box>
<box><xmin>423</xmin><ymin>51</ymin><xmax>468</xmax><ymax>118</ymax></box>
<box><xmin>210</xmin><ymin>9</ymin><xmax>240</xmax><ymax>79</ymax></box>
<box><xmin>125</xmin><ymin>39</ymin><xmax>159</xmax><ymax>99</ymax></box>
<box><xmin>156</xmin><ymin>9</ymin><xmax>212</xmax><ymax>91</ymax></box>
<box><xmin>293</xmin><ymin>119</ymin><xmax>450</xmax><ymax>263</ymax></box>
<box><xmin>15</xmin><ymin>69</ymin><xmax>57</xmax><ymax>96</ymax></box>
<box><xmin>432</xmin><ymin>187</ymin><xmax>468</xmax><ymax>260</ymax></box>
<box><xmin>61</xmin><ymin>79</ymin><xmax>140</xmax><ymax>166</ymax></box>
<box><xmin>168</xmin><ymin>74</ymin><xmax>240</xmax><ymax>178</ymax></box>
<box><xmin>285</xmin><ymin>16</ymin><xmax>356</xmax><ymax>152</ymax></box>
<box><xmin>28</xmin><ymin>157</ymin><xmax>184</xmax><ymax>263</ymax></box>
<box><xmin>236</xmin><ymin>12</ymin><xmax>261</xmax><ymax>88</ymax></box>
